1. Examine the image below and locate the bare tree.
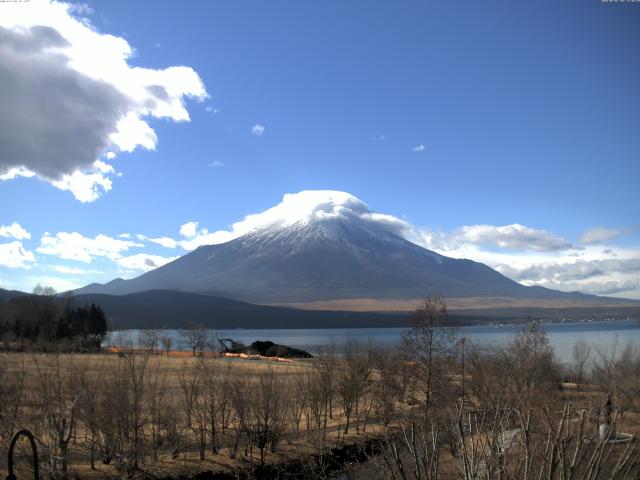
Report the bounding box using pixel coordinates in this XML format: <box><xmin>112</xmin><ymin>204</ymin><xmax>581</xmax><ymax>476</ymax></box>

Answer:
<box><xmin>505</xmin><ymin>323</ymin><xmax>560</xmax><ymax>409</ymax></box>
<box><xmin>337</xmin><ymin>340</ymin><xmax>372</xmax><ymax>434</ymax></box>
<box><xmin>32</xmin><ymin>354</ymin><xmax>77</xmax><ymax>480</ymax></box>
<box><xmin>192</xmin><ymin>374</ymin><xmax>208</xmax><ymax>460</ymax></box>
<box><xmin>216</xmin><ymin>359</ymin><xmax>235</xmax><ymax>437</ymax></box>
<box><xmin>73</xmin><ymin>363</ymin><xmax>101</xmax><ymax>470</ymax></box>
<box><xmin>161</xmin><ymin>335</ymin><xmax>173</xmax><ymax>356</ymax></box>
<box><xmin>197</xmin><ymin>357</ymin><xmax>226</xmax><ymax>454</ymax></box>
<box><xmin>304</xmin><ymin>366</ymin><xmax>327</xmax><ymax>442</ymax></box>
<box><xmin>401</xmin><ymin>296</ymin><xmax>458</xmax><ymax>411</ymax></box>
<box><xmin>181</xmin><ymin>324</ymin><xmax>208</xmax><ymax>357</ymax></box>
<box><xmin>571</xmin><ymin>339</ymin><xmax>592</xmax><ymax>384</ymax></box>
<box><xmin>249</xmin><ymin>366</ymin><xmax>287</xmax><ymax>464</ymax></box>
<box><xmin>467</xmin><ymin>323</ymin><xmax>559</xmax><ymax>412</ymax></box>
<box><xmin>179</xmin><ymin>361</ymin><xmax>201</xmax><ymax>429</ymax></box>
<box><xmin>146</xmin><ymin>362</ymin><xmax>169</xmax><ymax>461</ymax></box>
<box><xmin>139</xmin><ymin>330</ymin><xmax>160</xmax><ymax>355</ymax></box>
<box><xmin>287</xmin><ymin>371</ymin><xmax>308</xmax><ymax>437</ymax></box>
<box><xmin>230</xmin><ymin>374</ymin><xmax>251</xmax><ymax>459</ymax></box>
<box><xmin>370</xmin><ymin>347</ymin><xmax>401</xmax><ymax>426</ymax></box>
<box><xmin>97</xmin><ymin>350</ymin><xmax>150</xmax><ymax>479</ymax></box>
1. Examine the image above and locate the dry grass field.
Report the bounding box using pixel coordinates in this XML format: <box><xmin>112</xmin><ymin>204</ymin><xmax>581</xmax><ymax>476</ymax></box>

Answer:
<box><xmin>276</xmin><ymin>296</ymin><xmax>640</xmax><ymax>312</ymax></box>
<box><xmin>2</xmin><ymin>307</ymin><xmax>640</xmax><ymax>480</ymax></box>
<box><xmin>0</xmin><ymin>349</ymin><xmax>391</xmax><ymax>479</ymax></box>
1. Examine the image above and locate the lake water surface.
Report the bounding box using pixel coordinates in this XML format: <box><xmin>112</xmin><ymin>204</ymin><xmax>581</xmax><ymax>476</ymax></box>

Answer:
<box><xmin>107</xmin><ymin>319</ymin><xmax>640</xmax><ymax>363</ymax></box>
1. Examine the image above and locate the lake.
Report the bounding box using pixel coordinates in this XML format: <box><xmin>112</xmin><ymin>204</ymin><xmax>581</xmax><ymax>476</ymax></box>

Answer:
<box><xmin>106</xmin><ymin>319</ymin><xmax>640</xmax><ymax>363</ymax></box>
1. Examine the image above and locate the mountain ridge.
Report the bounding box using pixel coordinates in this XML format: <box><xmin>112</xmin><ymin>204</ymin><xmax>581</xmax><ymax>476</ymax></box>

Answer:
<box><xmin>74</xmin><ymin>217</ymin><xmax>627</xmax><ymax>307</ymax></box>
<box><xmin>71</xmin><ymin>190</ymin><xmax>637</xmax><ymax>307</ymax></box>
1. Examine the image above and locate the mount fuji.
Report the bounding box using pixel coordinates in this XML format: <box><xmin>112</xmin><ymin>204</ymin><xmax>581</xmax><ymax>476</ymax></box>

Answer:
<box><xmin>75</xmin><ymin>191</ymin><xmax>637</xmax><ymax>311</ymax></box>
<box><xmin>74</xmin><ymin>191</ymin><xmax>619</xmax><ymax>309</ymax></box>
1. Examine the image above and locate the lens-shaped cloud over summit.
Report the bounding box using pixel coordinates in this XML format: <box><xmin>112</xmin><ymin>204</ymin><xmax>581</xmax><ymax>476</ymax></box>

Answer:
<box><xmin>176</xmin><ymin>190</ymin><xmax>412</xmax><ymax>250</ymax></box>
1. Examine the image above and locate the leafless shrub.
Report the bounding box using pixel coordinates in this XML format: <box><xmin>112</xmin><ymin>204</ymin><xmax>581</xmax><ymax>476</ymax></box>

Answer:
<box><xmin>32</xmin><ymin>354</ymin><xmax>77</xmax><ymax>480</ymax></box>
<box><xmin>248</xmin><ymin>366</ymin><xmax>287</xmax><ymax>464</ymax></box>
<box><xmin>95</xmin><ymin>350</ymin><xmax>150</xmax><ymax>479</ymax></box>
<box><xmin>72</xmin><ymin>363</ymin><xmax>101</xmax><ymax>469</ymax></box>
<box><xmin>370</xmin><ymin>347</ymin><xmax>402</xmax><ymax>427</ymax></box>
<box><xmin>467</xmin><ymin>323</ymin><xmax>561</xmax><ymax>412</ymax></box>
<box><xmin>571</xmin><ymin>339</ymin><xmax>592</xmax><ymax>384</ymax></box>
<box><xmin>593</xmin><ymin>340</ymin><xmax>640</xmax><ymax>419</ymax></box>
<box><xmin>139</xmin><ymin>330</ymin><xmax>160</xmax><ymax>355</ymax></box>
<box><xmin>178</xmin><ymin>361</ymin><xmax>201</xmax><ymax>429</ymax></box>
<box><xmin>337</xmin><ymin>340</ymin><xmax>372</xmax><ymax>435</ymax></box>
<box><xmin>180</xmin><ymin>324</ymin><xmax>208</xmax><ymax>357</ymax></box>
<box><xmin>160</xmin><ymin>335</ymin><xmax>173</xmax><ymax>356</ymax></box>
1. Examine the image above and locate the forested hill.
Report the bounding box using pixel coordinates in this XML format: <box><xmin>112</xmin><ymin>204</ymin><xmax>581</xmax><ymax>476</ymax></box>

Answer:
<box><xmin>2</xmin><ymin>288</ymin><xmax>638</xmax><ymax>330</ymax></box>
<box><xmin>73</xmin><ymin>290</ymin><xmax>410</xmax><ymax>329</ymax></box>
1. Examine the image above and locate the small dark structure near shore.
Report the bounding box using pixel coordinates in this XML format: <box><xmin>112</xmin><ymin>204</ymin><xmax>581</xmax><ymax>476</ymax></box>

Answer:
<box><xmin>218</xmin><ymin>338</ymin><xmax>313</xmax><ymax>358</ymax></box>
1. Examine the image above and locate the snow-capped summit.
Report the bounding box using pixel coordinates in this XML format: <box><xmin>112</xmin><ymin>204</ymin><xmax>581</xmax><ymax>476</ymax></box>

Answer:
<box><xmin>247</xmin><ymin>190</ymin><xmax>370</xmax><ymax>227</ymax></box>
<box><xmin>190</xmin><ymin>190</ymin><xmax>413</xmax><ymax>246</ymax></box>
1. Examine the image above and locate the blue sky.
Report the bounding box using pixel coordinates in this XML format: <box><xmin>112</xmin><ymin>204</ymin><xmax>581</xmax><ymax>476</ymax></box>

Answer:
<box><xmin>1</xmin><ymin>0</ymin><xmax>639</xmax><ymax>298</ymax></box>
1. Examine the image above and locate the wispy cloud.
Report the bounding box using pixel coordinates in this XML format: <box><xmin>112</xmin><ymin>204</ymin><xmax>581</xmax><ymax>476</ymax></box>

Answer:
<box><xmin>580</xmin><ymin>227</ymin><xmax>621</xmax><ymax>245</ymax></box>
<box><xmin>116</xmin><ymin>253</ymin><xmax>179</xmax><ymax>272</ymax></box>
<box><xmin>452</xmin><ymin>224</ymin><xmax>575</xmax><ymax>252</ymax></box>
<box><xmin>208</xmin><ymin>160</ymin><xmax>224</xmax><ymax>168</ymax></box>
<box><xmin>496</xmin><ymin>258</ymin><xmax>640</xmax><ymax>284</ymax></box>
<box><xmin>50</xmin><ymin>265</ymin><xmax>101</xmax><ymax>275</ymax></box>
<box><xmin>67</xmin><ymin>3</ymin><xmax>94</xmax><ymax>16</ymax></box>
<box><xmin>412</xmin><ymin>144</ymin><xmax>425</xmax><ymax>152</ymax></box>
<box><xmin>146</xmin><ymin>236</ymin><xmax>178</xmax><ymax>249</ymax></box>
<box><xmin>251</xmin><ymin>124</ymin><xmax>266</xmax><ymax>136</ymax></box>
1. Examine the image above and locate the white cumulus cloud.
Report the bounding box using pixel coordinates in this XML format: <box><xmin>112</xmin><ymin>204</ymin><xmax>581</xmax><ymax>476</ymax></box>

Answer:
<box><xmin>179</xmin><ymin>221</ymin><xmax>199</xmax><ymax>239</ymax></box>
<box><xmin>412</xmin><ymin>144</ymin><xmax>425</xmax><ymax>152</ymax></box>
<box><xmin>0</xmin><ymin>222</ymin><xmax>31</xmax><ymax>240</ymax></box>
<box><xmin>251</xmin><ymin>124</ymin><xmax>265</xmax><ymax>136</ymax></box>
<box><xmin>0</xmin><ymin>0</ymin><xmax>208</xmax><ymax>202</ymax></box>
<box><xmin>37</xmin><ymin>232</ymin><xmax>143</xmax><ymax>262</ymax></box>
<box><xmin>0</xmin><ymin>241</ymin><xmax>36</xmax><ymax>269</ymax></box>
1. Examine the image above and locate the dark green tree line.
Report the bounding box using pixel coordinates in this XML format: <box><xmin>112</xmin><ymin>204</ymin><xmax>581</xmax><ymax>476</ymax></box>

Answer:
<box><xmin>0</xmin><ymin>285</ymin><xmax>107</xmax><ymax>350</ymax></box>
